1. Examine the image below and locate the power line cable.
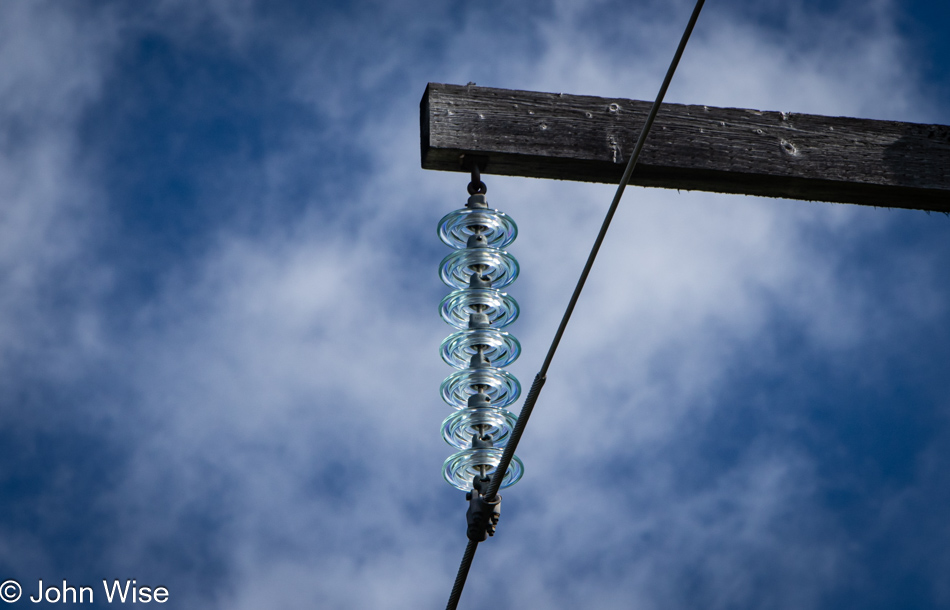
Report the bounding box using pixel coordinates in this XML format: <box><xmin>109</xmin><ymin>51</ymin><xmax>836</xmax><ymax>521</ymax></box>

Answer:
<box><xmin>445</xmin><ymin>1</ymin><xmax>706</xmax><ymax>607</ymax></box>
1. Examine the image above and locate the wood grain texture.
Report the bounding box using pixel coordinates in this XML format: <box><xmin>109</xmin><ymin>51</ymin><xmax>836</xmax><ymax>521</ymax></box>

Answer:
<box><xmin>421</xmin><ymin>83</ymin><xmax>950</xmax><ymax>212</ymax></box>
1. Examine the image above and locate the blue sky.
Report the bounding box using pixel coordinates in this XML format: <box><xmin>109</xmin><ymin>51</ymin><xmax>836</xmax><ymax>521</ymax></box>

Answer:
<box><xmin>1</xmin><ymin>1</ymin><xmax>949</xmax><ymax>608</ymax></box>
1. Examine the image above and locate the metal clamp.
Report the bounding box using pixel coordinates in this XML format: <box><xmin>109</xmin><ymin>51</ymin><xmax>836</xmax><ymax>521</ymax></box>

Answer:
<box><xmin>465</xmin><ymin>476</ymin><xmax>502</xmax><ymax>542</ymax></box>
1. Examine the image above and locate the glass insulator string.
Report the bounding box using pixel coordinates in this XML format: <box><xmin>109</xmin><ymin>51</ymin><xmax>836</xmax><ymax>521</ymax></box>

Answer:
<box><xmin>438</xmin><ymin>190</ymin><xmax>524</xmax><ymax>491</ymax></box>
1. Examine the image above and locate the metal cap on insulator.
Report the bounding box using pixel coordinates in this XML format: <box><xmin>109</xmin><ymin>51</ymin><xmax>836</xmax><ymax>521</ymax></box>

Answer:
<box><xmin>467</xmin><ymin>392</ymin><xmax>492</xmax><ymax>408</ymax></box>
<box><xmin>466</xmin><ymin>234</ymin><xmax>489</xmax><ymax>249</ymax></box>
<box><xmin>468</xmin><ymin>345</ymin><xmax>491</xmax><ymax>369</ymax></box>
<box><xmin>471</xmin><ymin>433</ymin><xmax>494</xmax><ymax>449</ymax></box>
<box><xmin>469</xmin><ymin>273</ymin><xmax>491</xmax><ymax>289</ymax></box>
<box><xmin>468</xmin><ymin>313</ymin><xmax>490</xmax><ymax>328</ymax></box>
<box><xmin>466</xmin><ymin>194</ymin><xmax>488</xmax><ymax>209</ymax></box>
<box><xmin>468</xmin><ymin>351</ymin><xmax>490</xmax><ymax>368</ymax></box>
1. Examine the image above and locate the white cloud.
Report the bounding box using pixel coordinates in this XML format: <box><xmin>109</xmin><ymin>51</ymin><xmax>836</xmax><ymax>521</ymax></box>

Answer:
<box><xmin>0</xmin><ymin>4</ymin><xmax>119</xmax><ymax>414</ymax></box>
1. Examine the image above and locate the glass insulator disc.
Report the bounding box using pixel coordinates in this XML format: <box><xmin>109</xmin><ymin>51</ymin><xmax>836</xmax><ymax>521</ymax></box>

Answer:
<box><xmin>442</xmin><ymin>448</ymin><xmax>524</xmax><ymax>491</ymax></box>
<box><xmin>438</xmin><ymin>208</ymin><xmax>518</xmax><ymax>250</ymax></box>
<box><xmin>439</xmin><ymin>288</ymin><xmax>519</xmax><ymax>330</ymax></box>
<box><xmin>439</xmin><ymin>248</ymin><xmax>519</xmax><ymax>290</ymax></box>
<box><xmin>440</xmin><ymin>329</ymin><xmax>521</xmax><ymax>369</ymax></box>
<box><xmin>441</xmin><ymin>407</ymin><xmax>518</xmax><ymax>449</ymax></box>
<box><xmin>440</xmin><ymin>367</ymin><xmax>521</xmax><ymax>409</ymax></box>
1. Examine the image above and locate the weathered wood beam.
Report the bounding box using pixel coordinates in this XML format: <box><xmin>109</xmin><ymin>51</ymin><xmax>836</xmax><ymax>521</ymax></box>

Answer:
<box><xmin>421</xmin><ymin>83</ymin><xmax>950</xmax><ymax>212</ymax></box>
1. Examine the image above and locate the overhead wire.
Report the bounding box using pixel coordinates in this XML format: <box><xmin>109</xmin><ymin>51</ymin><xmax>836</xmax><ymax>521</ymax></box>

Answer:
<box><xmin>445</xmin><ymin>0</ymin><xmax>707</xmax><ymax>607</ymax></box>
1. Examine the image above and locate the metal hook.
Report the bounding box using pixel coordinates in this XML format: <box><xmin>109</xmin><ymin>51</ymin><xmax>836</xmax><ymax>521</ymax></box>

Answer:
<box><xmin>460</xmin><ymin>154</ymin><xmax>488</xmax><ymax>195</ymax></box>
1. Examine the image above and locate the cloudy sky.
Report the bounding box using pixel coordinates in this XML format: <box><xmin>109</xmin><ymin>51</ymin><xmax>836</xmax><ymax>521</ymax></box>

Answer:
<box><xmin>1</xmin><ymin>1</ymin><xmax>949</xmax><ymax>608</ymax></box>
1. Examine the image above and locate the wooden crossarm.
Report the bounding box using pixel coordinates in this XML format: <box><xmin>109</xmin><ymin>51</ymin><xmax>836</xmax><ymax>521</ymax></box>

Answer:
<box><xmin>421</xmin><ymin>83</ymin><xmax>950</xmax><ymax>212</ymax></box>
